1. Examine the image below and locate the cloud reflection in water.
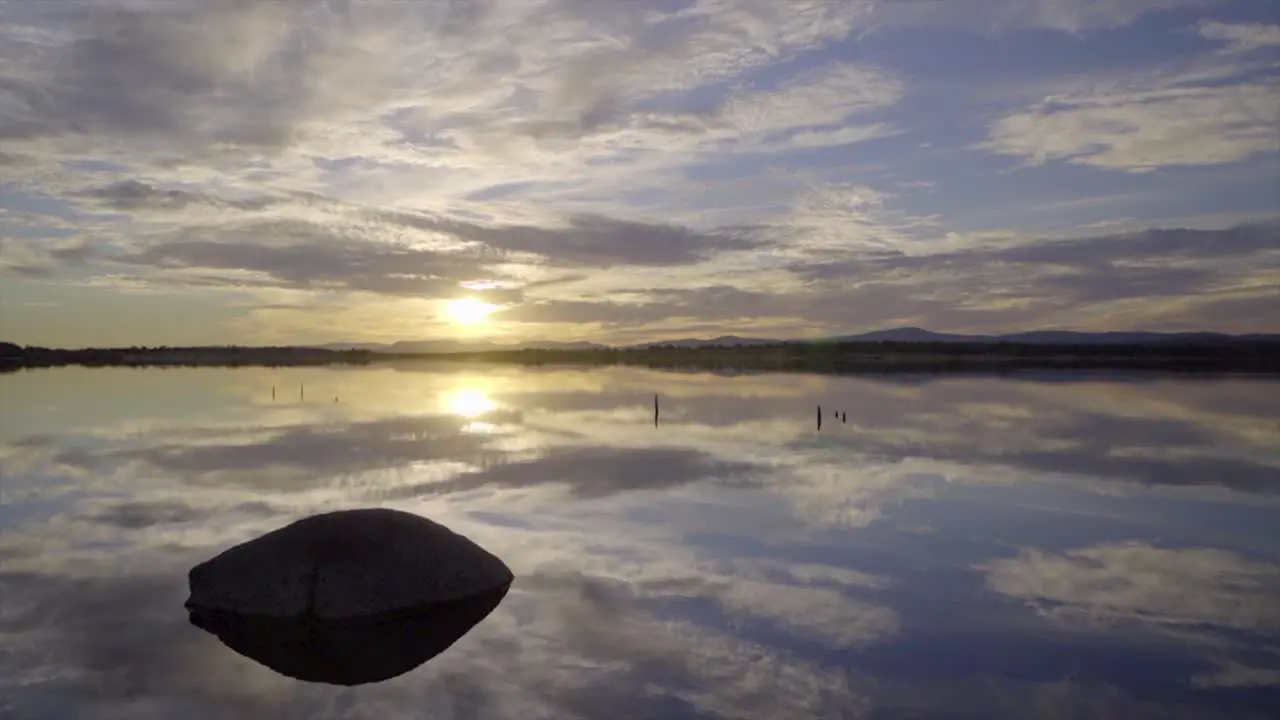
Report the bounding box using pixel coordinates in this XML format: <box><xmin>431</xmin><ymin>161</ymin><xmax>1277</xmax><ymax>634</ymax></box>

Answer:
<box><xmin>1</xmin><ymin>366</ymin><xmax>1278</xmax><ymax>718</ymax></box>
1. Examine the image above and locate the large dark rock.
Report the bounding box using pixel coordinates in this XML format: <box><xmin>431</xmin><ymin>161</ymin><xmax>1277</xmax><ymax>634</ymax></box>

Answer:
<box><xmin>186</xmin><ymin>507</ymin><xmax>513</xmax><ymax>620</ymax></box>
<box><xmin>185</xmin><ymin>508</ymin><xmax>513</xmax><ymax>684</ymax></box>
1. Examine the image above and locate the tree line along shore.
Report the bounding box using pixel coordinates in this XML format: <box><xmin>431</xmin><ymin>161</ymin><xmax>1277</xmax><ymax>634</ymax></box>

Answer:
<box><xmin>3</xmin><ymin>339</ymin><xmax>1278</xmax><ymax>374</ymax></box>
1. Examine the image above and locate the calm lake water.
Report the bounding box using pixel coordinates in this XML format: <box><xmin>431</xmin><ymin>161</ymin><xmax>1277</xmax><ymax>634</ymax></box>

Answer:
<box><xmin>2</xmin><ymin>365</ymin><xmax>1279</xmax><ymax>719</ymax></box>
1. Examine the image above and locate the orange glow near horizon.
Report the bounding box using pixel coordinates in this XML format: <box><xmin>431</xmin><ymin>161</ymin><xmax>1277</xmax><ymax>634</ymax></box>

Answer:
<box><xmin>443</xmin><ymin>298</ymin><xmax>497</xmax><ymax>326</ymax></box>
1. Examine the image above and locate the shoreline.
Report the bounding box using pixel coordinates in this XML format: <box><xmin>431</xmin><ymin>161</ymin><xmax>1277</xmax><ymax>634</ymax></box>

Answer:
<box><xmin>4</xmin><ymin>341</ymin><xmax>1279</xmax><ymax>375</ymax></box>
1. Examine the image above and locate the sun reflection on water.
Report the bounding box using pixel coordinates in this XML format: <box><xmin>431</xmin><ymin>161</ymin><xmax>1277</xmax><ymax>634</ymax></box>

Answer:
<box><xmin>445</xmin><ymin>387</ymin><xmax>496</xmax><ymax>418</ymax></box>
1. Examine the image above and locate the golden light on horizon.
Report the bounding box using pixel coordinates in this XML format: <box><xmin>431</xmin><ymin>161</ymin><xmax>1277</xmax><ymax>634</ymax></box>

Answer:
<box><xmin>445</xmin><ymin>387</ymin><xmax>496</xmax><ymax>417</ymax></box>
<box><xmin>443</xmin><ymin>297</ymin><xmax>497</xmax><ymax>326</ymax></box>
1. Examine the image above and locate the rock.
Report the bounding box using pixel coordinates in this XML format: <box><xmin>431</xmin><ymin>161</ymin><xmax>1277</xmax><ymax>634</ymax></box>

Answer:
<box><xmin>186</xmin><ymin>508</ymin><xmax>513</xmax><ymax>621</ymax></box>
<box><xmin>186</xmin><ymin>508</ymin><xmax>513</xmax><ymax>684</ymax></box>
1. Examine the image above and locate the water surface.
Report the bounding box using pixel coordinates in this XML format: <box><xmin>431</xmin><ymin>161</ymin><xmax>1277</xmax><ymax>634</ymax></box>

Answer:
<box><xmin>2</xmin><ymin>366</ymin><xmax>1279</xmax><ymax>719</ymax></box>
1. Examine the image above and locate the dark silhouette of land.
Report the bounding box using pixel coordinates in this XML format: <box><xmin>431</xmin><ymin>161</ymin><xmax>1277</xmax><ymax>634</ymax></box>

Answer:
<box><xmin>4</xmin><ymin>337</ymin><xmax>1279</xmax><ymax>374</ymax></box>
<box><xmin>0</xmin><ymin>342</ymin><xmax>372</xmax><ymax>370</ymax></box>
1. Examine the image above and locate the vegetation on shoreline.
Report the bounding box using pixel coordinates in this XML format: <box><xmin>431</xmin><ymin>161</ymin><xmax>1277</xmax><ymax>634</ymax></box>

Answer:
<box><xmin>0</xmin><ymin>343</ymin><xmax>375</xmax><ymax>370</ymax></box>
<box><xmin>4</xmin><ymin>339</ymin><xmax>1278</xmax><ymax>374</ymax></box>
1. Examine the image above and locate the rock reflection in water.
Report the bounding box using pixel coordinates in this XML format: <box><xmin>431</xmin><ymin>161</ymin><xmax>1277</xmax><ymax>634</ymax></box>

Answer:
<box><xmin>184</xmin><ymin>508</ymin><xmax>514</xmax><ymax>685</ymax></box>
<box><xmin>188</xmin><ymin>585</ymin><xmax>510</xmax><ymax>685</ymax></box>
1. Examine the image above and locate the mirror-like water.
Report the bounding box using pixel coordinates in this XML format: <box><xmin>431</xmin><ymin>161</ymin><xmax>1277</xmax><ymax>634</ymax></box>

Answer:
<box><xmin>2</xmin><ymin>365</ymin><xmax>1278</xmax><ymax>719</ymax></box>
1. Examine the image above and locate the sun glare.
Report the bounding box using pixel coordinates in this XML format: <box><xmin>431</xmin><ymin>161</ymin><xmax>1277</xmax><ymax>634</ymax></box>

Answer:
<box><xmin>444</xmin><ymin>297</ymin><xmax>497</xmax><ymax>325</ymax></box>
<box><xmin>445</xmin><ymin>388</ymin><xmax>496</xmax><ymax>417</ymax></box>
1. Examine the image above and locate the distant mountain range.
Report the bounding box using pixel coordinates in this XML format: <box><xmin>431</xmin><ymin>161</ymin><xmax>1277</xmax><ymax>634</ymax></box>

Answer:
<box><xmin>821</xmin><ymin>327</ymin><xmax>1280</xmax><ymax>346</ymax></box>
<box><xmin>314</xmin><ymin>339</ymin><xmax>607</xmax><ymax>353</ymax></box>
<box><xmin>317</xmin><ymin>327</ymin><xmax>1279</xmax><ymax>353</ymax></box>
<box><xmin>624</xmin><ymin>335</ymin><xmax>782</xmax><ymax>349</ymax></box>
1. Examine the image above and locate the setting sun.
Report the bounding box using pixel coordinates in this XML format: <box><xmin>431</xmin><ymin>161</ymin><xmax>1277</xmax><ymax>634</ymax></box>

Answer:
<box><xmin>443</xmin><ymin>298</ymin><xmax>497</xmax><ymax>326</ymax></box>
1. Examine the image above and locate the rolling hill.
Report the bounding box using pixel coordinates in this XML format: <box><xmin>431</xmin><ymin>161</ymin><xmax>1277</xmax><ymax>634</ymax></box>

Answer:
<box><xmin>315</xmin><ymin>327</ymin><xmax>1278</xmax><ymax>353</ymax></box>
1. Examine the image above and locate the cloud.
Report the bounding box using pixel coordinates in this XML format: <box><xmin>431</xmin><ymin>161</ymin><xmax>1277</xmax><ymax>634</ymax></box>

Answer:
<box><xmin>0</xmin><ymin>0</ymin><xmax>392</xmax><ymax>151</ymax></box>
<box><xmin>431</xmin><ymin>213</ymin><xmax>765</xmax><ymax>268</ymax></box>
<box><xmin>983</xmin><ymin>78</ymin><xmax>1280</xmax><ymax>171</ymax></box>
<box><xmin>1199</xmin><ymin>21</ymin><xmax>1280</xmax><ymax>54</ymax></box>
<box><xmin>0</xmin><ymin>0</ymin><xmax>880</xmax><ymax>165</ymax></box>
<box><xmin>0</xmin><ymin>237</ymin><xmax>55</xmax><ymax>277</ymax></box>
<box><xmin>77</xmin><ymin>179</ymin><xmax>282</xmax><ymax>213</ymax></box>
<box><xmin>0</xmin><ymin>0</ymin><xmax>898</xmax><ymax>241</ymax></box>
<box><xmin>826</xmin><ymin>220</ymin><xmax>1280</xmax><ymax>302</ymax></box>
<box><xmin>493</xmin><ymin>285</ymin><xmax>783</xmax><ymax>327</ymax></box>
<box><xmin>754</xmin><ymin>180</ymin><xmax>940</xmax><ymax>255</ymax></box>
<box><xmin>16</xmin><ymin>216</ymin><xmax>1278</xmax><ymax>343</ymax></box>
<box><xmin>110</xmin><ymin>228</ymin><xmax>503</xmax><ymax>298</ymax></box>
<box><xmin>65</xmin><ymin>177</ymin><xmax>762</xmax><ymax>269</ymax></box>
<box><xmin>719</xmin><ymin>61</ymin><xmax>903</xmax><ymax>136</ymax></box>
<box><xmin>999</xmin><ymin>0</ymin><xmax>1218</xmax><ymax>33</ymax></box>
<box><xmin>490</xmin><ymin>221</ymin><xmax>1279</xmax><ymax>337</ymax></box>
<box><xmin>2</xmin><ymin>0</ymin><xmax>1278</xmax><ymax>346</ymax></box>
<box><xmin>85</xmin><ymin>206</ymin><xmax>760</xmax><ymax>302</ymax></box>
<box><xmin>506</xmin><ymin>0</ymin><xmax>873</xmax><ymax>123</ymax></box>
<box><xmin>968</xmin><ymin>222</ymin><xmax>1280</xmax><ymax>265</ymax></box>
<box><xmin>870</xmin><ymin>0</ymin><xmax>1219</xmax><ymax>34</ymax></box>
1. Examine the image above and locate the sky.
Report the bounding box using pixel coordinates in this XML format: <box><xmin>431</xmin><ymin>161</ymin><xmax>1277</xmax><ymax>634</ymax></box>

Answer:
<box><xmin>0</xmin><ymin>0</ymin><xmax>1277</xmax><ymax>348</ymax></box>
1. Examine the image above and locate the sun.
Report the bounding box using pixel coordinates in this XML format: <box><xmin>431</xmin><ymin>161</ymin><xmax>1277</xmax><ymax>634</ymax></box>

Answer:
<box><xmin>443</xmin><ymin>297</ymin><xmax>497</xmax><ymax>326</ymax></box>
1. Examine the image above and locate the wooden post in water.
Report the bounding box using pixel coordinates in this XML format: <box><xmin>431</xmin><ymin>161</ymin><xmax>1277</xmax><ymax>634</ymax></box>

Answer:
<box><xmin>300</xmin><ymin>383</ymin><xmax>304</xmax><ymax>402</ymax></box>
<box><xmin>654</xmin><ymin>394</ymin><xmax>659</xmax><ymax>427</ymax></box>
<box><xmin>817</xmin><ymin>405</ymin><xmax>822</xmax><ymax>431</ymax></box>
<box><xmin>272</xmin><ymin>386</ymin><xmax>275</xmax><ymax>402</ymax></box>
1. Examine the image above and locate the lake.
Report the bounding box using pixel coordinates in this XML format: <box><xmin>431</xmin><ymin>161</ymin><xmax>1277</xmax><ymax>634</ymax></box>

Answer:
<box><xmin>2</xmin><ymin>365</ymin><xmax>1278</xmax><ymax>719</ymax></box>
